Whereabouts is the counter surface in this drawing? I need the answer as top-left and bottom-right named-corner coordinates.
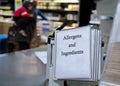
top-left (0, 47), bottom-right (47, 86)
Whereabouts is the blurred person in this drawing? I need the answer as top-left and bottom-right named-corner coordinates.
top-left (7, 1), bottom-right (36, 52)
top-left (13, 1), bottom-right (36, 50)
top-left (13, 1), bottom-right (33, 39)
top-left (13, 1), bottom-right (33, 24)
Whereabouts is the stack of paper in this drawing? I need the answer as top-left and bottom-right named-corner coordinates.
top-left (54, 26), bottom-right (102, 81)
top-left (90, 27), bottom-right (102, 81)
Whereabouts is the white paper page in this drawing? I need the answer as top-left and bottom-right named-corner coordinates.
top-left (55, 26), bottom-right (91, 79)
top-left (95, 29), bottom-right (99, 81)
top-left (96, 30), bottom-right (99, 81)
top-left (93, 29), bottom-right (97, 81)
top-left (96, 30), bottom-right (101, 81)
top-left (35, 51), bottom-right (47, 64)
top-left (91, 29), bottom-right (95, 81)
top-left (98, 30), bottom-right (102, 80)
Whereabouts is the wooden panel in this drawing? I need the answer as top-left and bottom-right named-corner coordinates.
top-left (103, 42), bottom-right (120, 84)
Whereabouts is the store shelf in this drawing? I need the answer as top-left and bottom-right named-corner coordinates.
top-left (37, 1), bottom-right (53, 3)
top-left (0, 6), bottom-right (10, 10)
top-left (47, 16), bottom-right (59, 20)
top-left (38, 19), bottom-right (77, 23)
top-left (37, 16), bottom-right (59, 20)
top-left (37, 0), bottom-right (79, 3)
top-left (37, 0), bottom-right (79, 24)
top-left (0, 14), bottom-right (13, 16)
top-left (37, 16), bottom-right (77, 23)
top-left (49, 19), bottom-right (77, 23)
top-left (54, 0), bottom-right (79, 3)
top-left (40, 9), bottom-right (78, 14)
top-left (0, 20), bottom-right (14, 24)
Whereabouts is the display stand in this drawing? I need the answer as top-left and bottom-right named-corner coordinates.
top-left (47, 23), bottom-right (102, 86)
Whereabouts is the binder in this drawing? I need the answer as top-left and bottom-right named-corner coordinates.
top-left (55, 26), bottom-right (102, 81)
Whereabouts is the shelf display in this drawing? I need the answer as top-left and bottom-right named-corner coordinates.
top-left (0, 0), bottom-right (79, 24)
top-left (36, 0), bottom-right (79, 25)
top-left (54, 0), bottom-right (78, 3)
top-left (0, 10), bottom-right (13, 16)
top-left (0, 6), bottom-right (13, 22)
top-left (37, 2), bottom-right (79, 11)
top-left (0, 5), bottom-right (13, 34)
top-left (0, 6), bottom-right (11, 10)
top-left (0, 0), bottom-right (79, 35)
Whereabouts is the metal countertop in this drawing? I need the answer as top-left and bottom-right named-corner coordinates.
top-left (0, 47), bottom-right (47, 86)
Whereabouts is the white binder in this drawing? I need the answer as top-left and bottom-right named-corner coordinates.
top-left (54, 26), bottom-right (102, 81)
